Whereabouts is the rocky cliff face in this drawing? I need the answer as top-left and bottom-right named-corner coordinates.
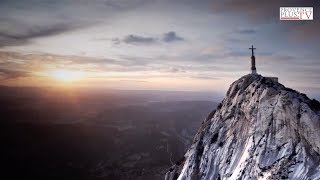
top-left (166, 74), bottom-right (320, 180)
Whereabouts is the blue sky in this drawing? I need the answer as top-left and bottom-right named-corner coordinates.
top-left (0, 0), bottom-right (319, 98)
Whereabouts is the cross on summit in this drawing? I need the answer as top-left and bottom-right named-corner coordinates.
top-left (249, 45), bottom-right (256, 57)
top-left (247, 45), bottom-right (279, 82)
top-left (249, 45), bottom-right (257, 74)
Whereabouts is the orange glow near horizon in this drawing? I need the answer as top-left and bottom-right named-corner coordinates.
top-left (1, 67), bottom-right (230, 92)
top-left (47, 69), bottom-right (86, 83)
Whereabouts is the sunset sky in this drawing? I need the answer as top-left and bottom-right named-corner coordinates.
top-left (0, 0), bottom-right (319, 97)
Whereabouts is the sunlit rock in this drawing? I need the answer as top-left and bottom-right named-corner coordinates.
top-left (166, 74), bottom-right (320, 180)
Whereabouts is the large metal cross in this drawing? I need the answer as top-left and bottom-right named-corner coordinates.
top-left (249, 45), bottom-right (256, 56)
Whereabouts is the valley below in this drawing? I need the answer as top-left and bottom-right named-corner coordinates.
top-left (0, 87), bottom-right (219, 180)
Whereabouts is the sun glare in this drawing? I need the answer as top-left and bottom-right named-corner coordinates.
top-left (48, 69), bottom-right (85, 82)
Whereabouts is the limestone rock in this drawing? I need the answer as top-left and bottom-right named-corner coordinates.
top-left (166, 74), bottom-right (320, 180)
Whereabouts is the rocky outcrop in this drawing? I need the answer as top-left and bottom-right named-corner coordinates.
top-left (166, 74), bottom-right (320, 180)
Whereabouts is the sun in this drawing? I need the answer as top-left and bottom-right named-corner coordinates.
top-left (48, 69), bottom-right (85, 82)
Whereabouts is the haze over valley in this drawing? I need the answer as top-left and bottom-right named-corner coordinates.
top-left (1, 86), bottom-right (219, 179)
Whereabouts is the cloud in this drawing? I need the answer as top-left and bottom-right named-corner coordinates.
top-left (235, 29), bottom-right (256, 34)
top-left (0, 51), bottom-right (163, 77)
top-left (114, 31), bottom-right (185, 45)
top-left (0, 50), bottom-right (239, 82)
top-left (0, 51), bottom-right (146, 69)
top-left (123, 34), bottom-right (157, 44)
top-left (119, 79), bottom-right (148, 83)
top-left (190, 75), bottom-right (220, 80)
top-left (163, 67), bottom-right (186, 73)
top-left (289, 21), bottom-right (320, 41)
top-left (225, 38), bottom-right (243, 43)
top-left (0, 23), bottom-right (79, 47)
top-left (211, 0), bottom-right (320, 40)
top-left (212, 0), bottom-right (318, 21)
top-left (0, 68), bottom-right (30, 80)
top-left (0, 0), bottom-right (156, 47)
top-left (163, 31), bottom-right (184, 42)
top-left (227, 51), bottom-right (249, 57)
top-left (103, 0), bottom-right (153, 10)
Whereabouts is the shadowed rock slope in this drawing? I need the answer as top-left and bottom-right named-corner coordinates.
top-left (166, 74), bottom-right (320, 180)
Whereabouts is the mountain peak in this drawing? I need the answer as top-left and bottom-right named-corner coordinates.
top-left (166, 75), bottom-right (320, 180)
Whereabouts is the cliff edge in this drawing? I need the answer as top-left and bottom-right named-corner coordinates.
top-left (166, 74), bottom-right (320, 180)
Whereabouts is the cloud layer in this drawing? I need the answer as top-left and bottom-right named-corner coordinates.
top-left (0, 23), bottom-right (81, 47)
top-left (0, 68), bottom-right (30, 80)
top-left (123, 34), bottom-right (156, 44)
top-left (212, 0), bottom-right (320, 40)
top-left (113, 31), bottom-right (185, 45)
top-left (0, 0), bottom-right (319, 97)
top-left (163, 31), bottom-right (184, 42)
